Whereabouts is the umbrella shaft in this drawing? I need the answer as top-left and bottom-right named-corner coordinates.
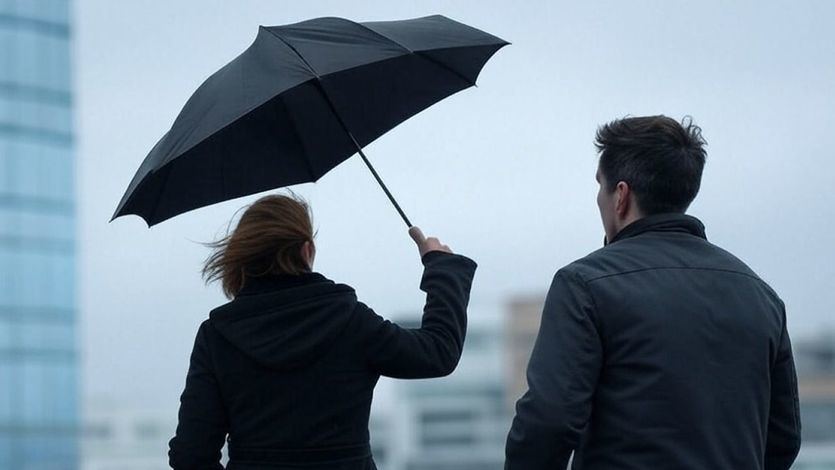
top-left (353, 141), bottom-right (412, 228)
top-left (308, 79), bottom-right (412, 228)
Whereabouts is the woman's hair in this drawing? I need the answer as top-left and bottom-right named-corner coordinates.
top-left (203, 193), bottom-right (315, 298)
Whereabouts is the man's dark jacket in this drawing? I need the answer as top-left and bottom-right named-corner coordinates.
top-left (505, 214), bottom-right (801, 470)
top-left (168, 251), bottom-right (477, 469)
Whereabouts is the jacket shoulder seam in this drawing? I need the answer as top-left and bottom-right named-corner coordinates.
top-left (583, 266), bottom-right (765, 284)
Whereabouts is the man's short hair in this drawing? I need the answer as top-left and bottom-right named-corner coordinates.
top-left (595, 115), bottom-right (707, 215)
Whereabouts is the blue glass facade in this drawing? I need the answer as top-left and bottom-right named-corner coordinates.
top-left (0, 0), bottom-right (77, 468)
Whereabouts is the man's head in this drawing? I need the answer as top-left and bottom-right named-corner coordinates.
top-left (595, 115), bottom-right (707, 243)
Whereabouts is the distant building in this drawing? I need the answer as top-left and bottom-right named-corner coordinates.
top-left (81, 399), bottom-right (229, 470)
top-left (369, 414), bottom-right (392, 469)
top-left (82, 402), bottom-right (174, 470)
top-left (794, 333), bottom-right (835, 468)
top-left (375, 309), bottom-right (509, 470)
top-left (0, 0), bottom-right (78, 468)
top-left (797, 336), bottom-right (835, 442)
top-left (504, 295), bottom-right (544, 411)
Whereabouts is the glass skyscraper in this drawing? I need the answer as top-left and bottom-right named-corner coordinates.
top-left (0, 0), bottom-right (78, 468)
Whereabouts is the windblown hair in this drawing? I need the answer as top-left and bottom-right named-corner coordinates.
top-left (595, 115), bottom-right (707, 215)
top-left (203, 193), bottom-right (314, 298)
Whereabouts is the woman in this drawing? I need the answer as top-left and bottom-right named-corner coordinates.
top-left (168, 194), bottom-right (477, 469)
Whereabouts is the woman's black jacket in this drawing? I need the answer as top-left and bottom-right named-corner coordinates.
top-left (168, 251), bottom-right (477, 469)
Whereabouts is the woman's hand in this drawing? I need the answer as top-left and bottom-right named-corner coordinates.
top-left (409, 226), bottom-right (453, 257)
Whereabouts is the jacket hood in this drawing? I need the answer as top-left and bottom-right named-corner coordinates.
top-left (208, 272), bottom-right (358, 370)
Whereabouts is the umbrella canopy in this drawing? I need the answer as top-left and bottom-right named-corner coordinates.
top-left (112, 15), bottom-right (508, 226)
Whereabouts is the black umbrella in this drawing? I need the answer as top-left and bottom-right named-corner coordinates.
top-left (112, 15), bottom-right (508, 227)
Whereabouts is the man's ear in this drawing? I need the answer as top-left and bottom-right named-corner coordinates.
top-left (615, 181), bottom-right (631, 217)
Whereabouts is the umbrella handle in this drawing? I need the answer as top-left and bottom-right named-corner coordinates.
top-left (349, 134), bottom-right (413, 228)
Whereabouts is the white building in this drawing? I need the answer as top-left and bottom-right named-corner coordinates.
top-left (373, 306), bottom-right (510, 470)
top-left (794, 333), bottom-right (835, 469)
top-left (81, 399), bottom-right (200, 470)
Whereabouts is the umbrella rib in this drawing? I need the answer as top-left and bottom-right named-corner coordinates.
top-left (413, 49), bottom-right (476, 87)
top-left (147, 165), bottom-right (173, 226)
top-left (352, 22), bottom-right (476, 87)
top-left (262, 28), bottom-right (322, 77)
top-left (261, 29), bottom-right (328, 181)
top-left (275, 94), bottom-right (317, 180)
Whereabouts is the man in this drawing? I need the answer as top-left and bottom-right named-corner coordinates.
top-left (505, 116), bottom-right (801, 469)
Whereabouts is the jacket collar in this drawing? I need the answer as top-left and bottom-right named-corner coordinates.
top-left (237, 271), bottom-right (330, 297)
top-left (608, 213), bottom-right (706, 245)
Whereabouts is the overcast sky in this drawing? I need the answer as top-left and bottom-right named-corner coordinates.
top-left (76, 0), bottom-right (835, 411)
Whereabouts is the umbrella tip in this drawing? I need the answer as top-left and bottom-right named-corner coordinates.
top-left (109, 211), bottom-right (154, 229)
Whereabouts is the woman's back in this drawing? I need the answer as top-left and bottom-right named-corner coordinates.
top-left (169, 252), bottom-right (476, 469)
top-left (207, 273), bottom-right (372, 448)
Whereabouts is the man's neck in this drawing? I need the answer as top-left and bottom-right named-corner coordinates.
top-left (616, 211), bottom-right (644, 235)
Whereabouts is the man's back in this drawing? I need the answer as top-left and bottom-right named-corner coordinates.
top-left (505, 214), bottom-right (801, 469)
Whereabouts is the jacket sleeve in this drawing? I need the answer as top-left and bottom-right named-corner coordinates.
top-left (505, 270), bottom-right (602, 470)
top-left (359, 250), bottom-right (477, 379)
top-left (765, 302), bottom-right (801, 470)
top-left (168, 321), bottom-right (229, 470)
